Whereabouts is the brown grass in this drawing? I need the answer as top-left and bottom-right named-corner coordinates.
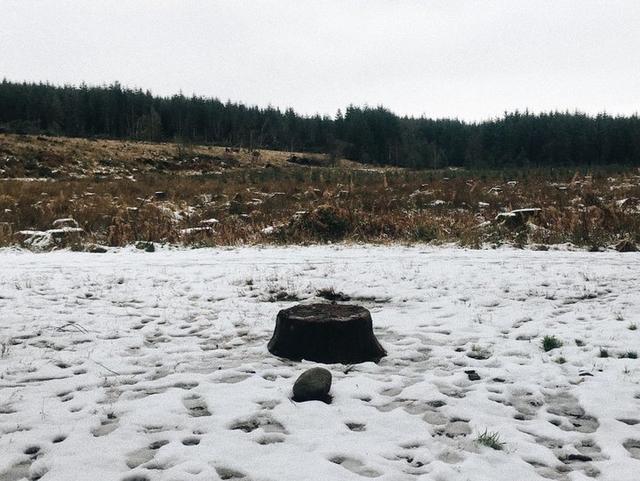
top-left (0, 133), bottom-right (350, 178)
top-left (1, 134), bottom-right (640, 249)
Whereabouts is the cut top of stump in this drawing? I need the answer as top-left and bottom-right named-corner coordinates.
top-left (267, 303), bottom-right (387, 364)
top-left (284, 303), bottom-right (367, 322)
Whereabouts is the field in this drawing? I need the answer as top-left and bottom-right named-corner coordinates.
top-left (1, 246), bottom-right (639, 481)
top-left (1, 134), bottom-right (640, 480)
top-left (1, 134), bottom-right (640, 251)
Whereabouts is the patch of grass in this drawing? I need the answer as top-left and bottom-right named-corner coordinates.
top-left (4, 134), bottom-right (640, 249)
top-left (575, 339), bottom-right (585, 347)
top-left (0, 338), bottom-right (11, 358)
top-left (475, 429), bottom-right (505, 450)
top-left (599, 348), bottom-right (609, 358)
top-left (264, 283), bottom-right (301, 303)
top-left (542, 335), bottom-right (563, 352)
top-left (619, 351), bottom-right (638, 359)
top-left (316, 287), bottom-right (351, 302)
top-left (555, 356), bottom-right (567, 364)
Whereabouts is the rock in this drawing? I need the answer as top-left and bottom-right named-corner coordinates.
top-left (87, 244), bottom-right (108, 253)
top-left (154, 191), bottom-right (168, 201)
top-left (292, 367), bottom-right (332, 403)
top-left (17, 226), bottom-right (83, 250)
top-left (465, 370), bottom-right (480, 381)
top-left (136, 241), bottom-right (155, 252)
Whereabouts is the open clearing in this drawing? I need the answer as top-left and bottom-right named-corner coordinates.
top-left (0, 246), bottom-right (639, 481)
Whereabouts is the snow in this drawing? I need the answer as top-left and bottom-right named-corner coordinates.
top-left (51, 219), bottom-right (79, 229)
top-left (16, 227), bottom-right (84, 250)
top-left (179, 227), bottom-right (215, 235)
top-left (0, 245), bottom-right (639, 481)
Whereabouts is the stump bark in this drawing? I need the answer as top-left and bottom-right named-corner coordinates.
top-left (267, 303), bottom-right (386, 364)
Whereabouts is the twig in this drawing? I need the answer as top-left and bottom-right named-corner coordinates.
top-left (91, 359), bottom-right (120, 376)
top-left (56, 322), bottom-right (89, 334)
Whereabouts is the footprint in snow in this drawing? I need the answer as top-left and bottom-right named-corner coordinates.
top-left (229, 413), bottom-right (287, 434)
top-left (508, 387), bottom-right (544, 421)
top-left (183, 394), bottom-right (211, 417)
top-left (623, 439), bottom-right (640, 460)
top-left (215, 466), bottom-right (248, 480)
top-left (181, 436), bottom-right (201, 446)
top-left (544, 391), bottom-right (599, 433)
top-left (383, 449), bottom-right (430, 476)
top-left (329, 456), bottom-right (382, 478)
top-left (125, 446), bottom-right (156, 469)
top-left (255, 434), bottom-right (286, 445)
top-left (433, 418), bottom-right (471, 438)
top-left (92, 413), bottom-right (119, 437)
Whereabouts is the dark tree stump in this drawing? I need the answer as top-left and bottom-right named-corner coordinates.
top-left (267, 303), bottom-right (387, 364)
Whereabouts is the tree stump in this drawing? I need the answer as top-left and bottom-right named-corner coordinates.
top-left (267, 303), bottom-right (386, 364)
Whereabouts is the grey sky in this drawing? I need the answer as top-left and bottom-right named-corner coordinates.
top-left (1, 0), bottom-right (639, 120)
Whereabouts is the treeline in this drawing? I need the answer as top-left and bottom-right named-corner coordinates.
top-left (1, 79), bottom-right (640, 168)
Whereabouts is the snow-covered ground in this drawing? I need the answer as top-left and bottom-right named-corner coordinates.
top-left (0, 246), bottom-right (639, 481)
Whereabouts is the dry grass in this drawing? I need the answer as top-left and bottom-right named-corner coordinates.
top-left (1, 134), bottom-right (640, 249)
top-left (0, 133), bottom-right (348, 178)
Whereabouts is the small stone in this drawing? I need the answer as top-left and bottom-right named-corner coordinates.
top-left (292, 367), bottom-right (332, 403)
top-left (465, 370), bottom-right (480, 381)
top-left (135, 241), bottom-right (155, 252)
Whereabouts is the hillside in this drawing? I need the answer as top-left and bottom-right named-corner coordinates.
top-left (0, 133), bottom-right (349, 179)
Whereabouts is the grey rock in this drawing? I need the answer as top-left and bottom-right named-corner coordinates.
top-left (292, 367), bottom-right (332, 403)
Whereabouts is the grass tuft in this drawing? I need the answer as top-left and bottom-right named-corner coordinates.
top-left (475, 429), bottom-right (505, 450)
top-left (542, 335), bottom-right (563, 352)
top-left (619, 351), bottom-right (638, 359)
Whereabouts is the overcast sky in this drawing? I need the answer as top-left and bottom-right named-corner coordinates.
top-left (1, 0), bottom-right (639, 120)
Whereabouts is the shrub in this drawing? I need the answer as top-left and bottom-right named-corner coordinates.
top-left (292, 204), bottom-right (351, 241)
